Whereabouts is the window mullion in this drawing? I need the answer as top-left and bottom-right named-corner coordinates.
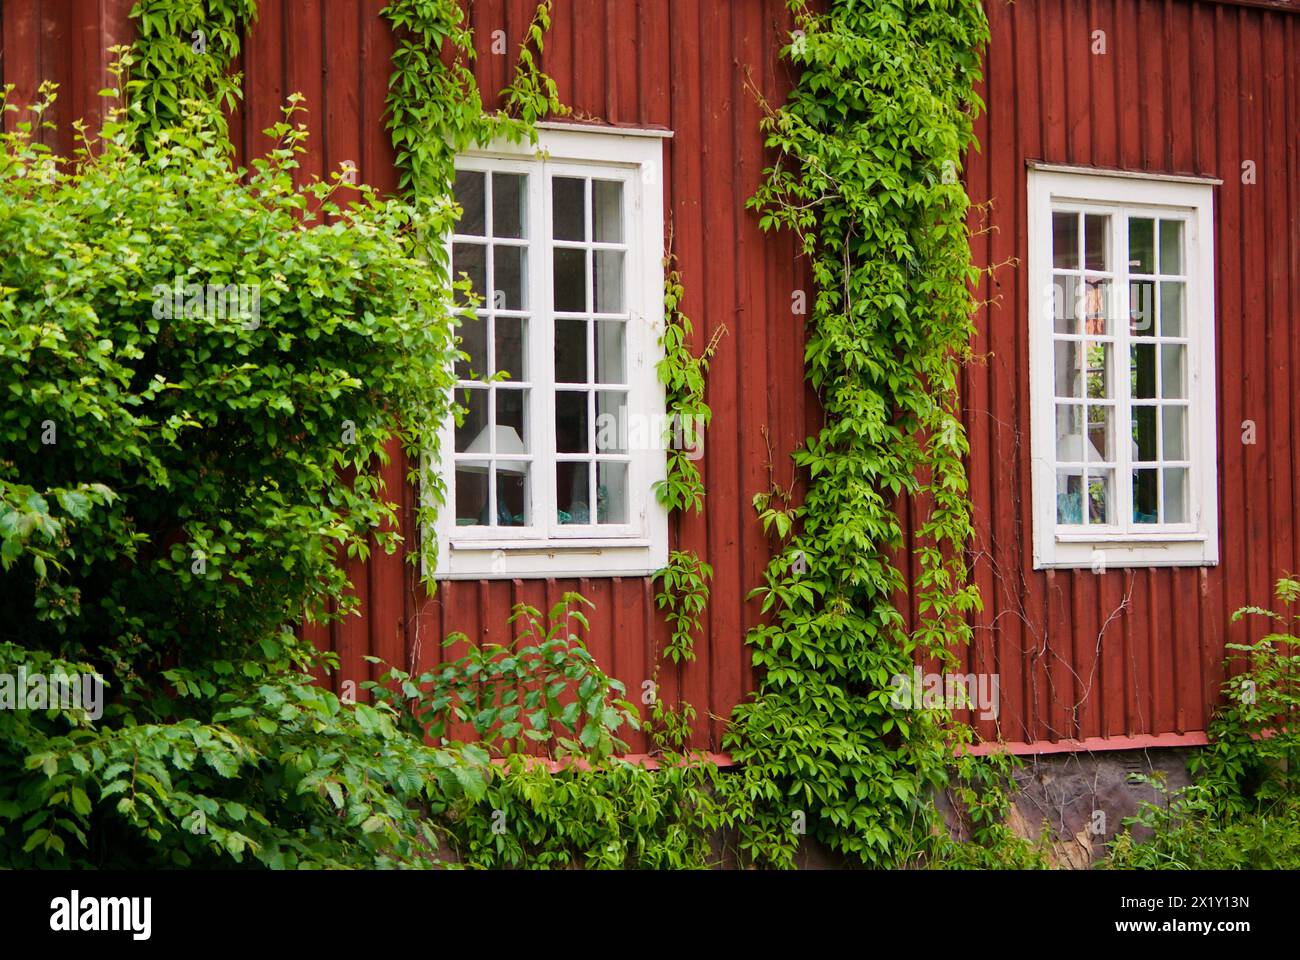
top-left (1116, 210), bottom-right (1134, 534)
top-left (537, 163), bottom-right (558, 540)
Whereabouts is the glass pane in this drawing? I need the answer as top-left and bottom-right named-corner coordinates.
top-left (1052, 211), bottom-right (1079, 270)
top-left (495, 464), bottom-right (528, 526)
top-left (1129, 217), bottom-right (1155, 274)
top-left (492, 173), bottom-right (525, 238)
top-left (1054, 274), bottom-right (1079, 335)
top-left (1159, 220), bottom-right (1182, 274)
top-left (1130, 279), bottom-right (1155, 336)
top-left (596, 391), bottom-right (628, 453)
top-left (1054, 341), bottom-right (1082, 398)
top-left (1056, 404), bottom-right (1083, 462)
top-left (495, 388), bottom-right (528, 450)
top-left (1085, 214), bottom-right (1108, 271)
top-left (1131, 343), bottom-right (1157, 399)
top-left (494, 316), bottom-right (526, 381)
top-left (456, 314), bottom-right (487, 380)
top-left (453, 170), bottom-right (485, 235)
top-left (1087, 404), bottom-right (1113, 462)
top-left (1161, 344), bottom-right (1186, 398)
top-left (553, 248), bottom-right (587, 312)
top-left (556, 462), bottom-right (590, 524)
top-left (554, 319), bottom-right (588, 384)
top-left (492, 245), bottom-right (525, 310)
top-left (597, 461), bottom-right (628, 524)
top-left (552, 177), bottom-right (586, 241)
top-left (452, 243), bottom-right (486, 306)
top-left (595, 321), bottom-right (626, 383)
top-left (455, 388), bottom-right (488, 453)
top-left (1056, 470), bottom-right (1083, 524)
top-left (1162, 405), bottom-right (1187, 461)
top-left (1087, 469), bottom-right (1115, 525)
top-left (555, 390), bottom-right (589, 453)
top-left (1083, 278), bottom-right (1111, 335)
top-left (455, 467), bottom-right (489, 525)
top-left (593, 250), bottom-right (624, 313)
top-left (1163, 467), bottom-right (1188, 523)
top-left (1132, 405), bottom-right (1158, 462)
top-left (1133, 468), bottom-right (1159, 523)
top-left (1159, 281), bottom-right (1184, 337)
top-left (593, 180), bottom-right (623, 243)
top-left (1085, 342), bottom-right (1111, 399)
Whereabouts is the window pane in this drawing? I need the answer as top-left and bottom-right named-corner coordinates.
top-left (555, 391), bottom-right (589, 453)
top-left (1132, 405), bottom-right (1157, 462)
top-left (553, 248), bottom-right (587, 312)
top-left (454, 170), bottom-right (486, 235)
top-left (492, 172), bottom-right (525, 238)
top-left (492, 245), bottom-right (526, 310)
top-left (1159, 219), bottom-right (1182, 274)
top-left (1130, 280), bottom-right (1155, 336)
top-left (1085, 342), bottom-right (1111, 399)
top-left (1056, 404), bottom-right (1083, 462)
top-left (1085, 214), bottom-right (1108, 271)
top-left (1054, 341), bottom-right (1082, 398)
top-left (1087, 469), bottom-right (1115, 525)
top-left (495, 464), bottom-right (529, 526)
top-left (595, 321), bottom-right (626, 383)
top-left (556, 462), bottom-right (590, 524)
top-left (455, 467), bottom-right (489, 525)
top-left (1162, 405), bottom-right (1187, 461)
top-left (1133, 468), bottom-right (1159, 523)
top-left (1163, 467), bottom-right (1188, 523)
top-left (1159, 281), bottom-right (1184, 337)
top-left (554, 319), bottom-right (588, 383)
top-left (593, 180), bottom-right (623, 243)
top-left (596, 391), bottom-right (629, 452)
top-left (1131, 342), bottom-right (1157, 398)
top-left (456, 388), bottom-right (488, 453)
top-left (1160, 344), bottom-right (1186, 398)
top-left (1087, 404), bottom-right (1113, 462)
top-left (495, 388), bottom-right (528, 450)
top-left (494, 316), bottom-right (526, 381)
top-left (1054, 274), bottom-right (1079, 334)
top-left (1057, 470), bottom-right (1083, 524)
top-left (456, 314), bottom-right (487, 380)
top-left (597, 461), bottom-right (628, 524)
top-left (552, 178), bottom-right (585, 241)
top-left (1083, 278), bottom-right (1111, 335)
top-left (1052, 211), bottom-right (1079, 269)
top-left (1129, 217), bottom-right (1155, 274)
top-left (593, 250), bottom-right (624, 313)
top-left (452, 243), bottom-right (486, 306)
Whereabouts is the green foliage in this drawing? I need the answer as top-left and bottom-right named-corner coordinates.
top-left (725, 0), bottom-right (993, 866)
top-left (652, 551), bottom-right (712, 665)
top-left (125, 0), bottom-right (257, 147)
top-left (367, 594), bottom-right (640, 762)
top-left (1106, 576), bottom-right (1300, 869)
top-left (0, 88), bottom-right (475, 866)
top-left (381, 0), bottom-right (565, 197)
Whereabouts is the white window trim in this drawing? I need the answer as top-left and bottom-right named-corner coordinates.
top-left (1027, 165), bottom-right (1219, 569)
top-left (430, 125), bottom-right (670, 580)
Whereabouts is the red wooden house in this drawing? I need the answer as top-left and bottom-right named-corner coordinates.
top-left (5, 0), bottom-right (1298, 758)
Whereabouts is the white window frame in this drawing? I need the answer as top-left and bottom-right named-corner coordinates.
top-left (431, 124), bottom-right (671, 580)
top-left (1027, 164), bottom-right (1220, 569)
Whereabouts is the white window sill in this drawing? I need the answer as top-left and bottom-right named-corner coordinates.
top-left (435, 539), bottom-right (666, 580)
top-left (1034, 535), bottom-right (1218, 570)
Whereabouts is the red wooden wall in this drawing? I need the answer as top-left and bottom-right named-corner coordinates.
top-left (3, 0), bottom-right (1297, 754)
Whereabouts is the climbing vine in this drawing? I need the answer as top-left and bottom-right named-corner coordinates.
top-left (722, 0), bottom-right (1012, 867)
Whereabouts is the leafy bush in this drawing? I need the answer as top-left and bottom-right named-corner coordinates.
top-left (367, 594), bottom-right (639, 761)
top-left (0, 86), bottom-right (481, 867)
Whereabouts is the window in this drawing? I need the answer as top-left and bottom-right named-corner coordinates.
top-left (1028, 165), bottom-right (1219, 569)
top-left (432, 125), bottom-right (670, 579)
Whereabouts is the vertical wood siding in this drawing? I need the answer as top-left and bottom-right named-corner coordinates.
top-left (3, 0), bottom-right (1296, 753)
